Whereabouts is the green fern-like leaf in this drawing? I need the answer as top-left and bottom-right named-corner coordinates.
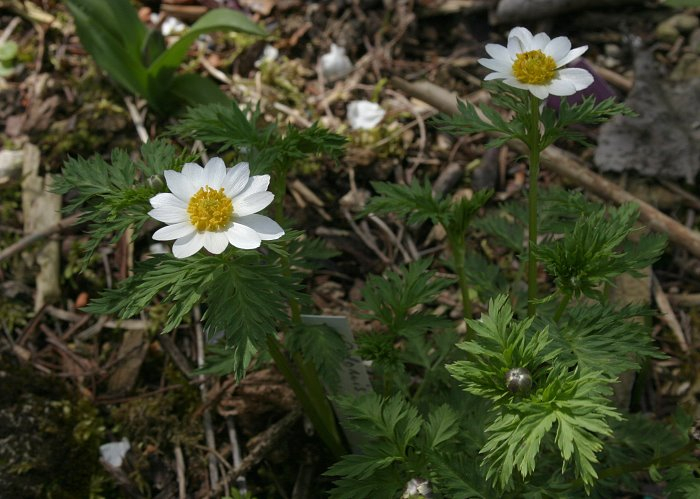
top-left (363, 180), bottom-right (451, 226)
top-left (544, 302), bottom-right (664, 378)
top-left (84, 253), bottom-right (223, 332)
top-left (52, 139), bottom-right (189, 267)
top-left (286, 323), bottom-right (349, 389)
top-left (536, 203), bottom-right (656, 300)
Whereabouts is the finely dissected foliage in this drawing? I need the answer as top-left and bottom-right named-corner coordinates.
top-left (363, 180), bottom-right (492, 232)
top-left (170, 102), bottom-right (347, 173)
top-left (285, 323), bottom-right (349, 390)
top-left (63, 0), bottom-right (266, 113)
top-left (52, 140), bottom-right (190, 267)
top-left (358, 259), bottom-right (452, 338)
top-left (431, 81), bottom-right (634, 150)
top-left (84, 253), bottom-right (223, 333)
top-left (448, 296), bottom-right (621, 492)
top-left (355, 260), bottom-right (455, 397)
top-left (85, 247), bottom-right (303, 379)
top-left (545, 302), bottom-right (664, 378)
top-left (364, 179), bottom-right (452, 225)
top-left (325, 393), bottom-right (476, 499)
top-left (536, 203), bottom-right (667, 300)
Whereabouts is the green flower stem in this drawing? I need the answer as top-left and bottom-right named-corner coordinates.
top-left (449, 234), bottom-right (472, 330)
top-left (569, 439), bottom-right (697, 490)
top-left (271, 169), bottom-right (287, 223)
top-left (553, 292), bottom-right (571, 323)
top-left (526, 95), bottom-right (542, 317)
top-left (266, 335), bottom-right (346, 458)
top-left (267, 167), bottom-right (346, 458)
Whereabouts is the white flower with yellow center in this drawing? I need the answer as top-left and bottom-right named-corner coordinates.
top-left (479, 27), bottom-right (594, 99)
top-left (149, 158), bottom-right (284, 258)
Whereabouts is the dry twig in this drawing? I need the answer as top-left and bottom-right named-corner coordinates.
top-left (209, 407), bottom-right (303, 498)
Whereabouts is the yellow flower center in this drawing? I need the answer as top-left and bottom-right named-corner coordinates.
top-left (187, 186), bottom-right (233, 232)
top-left (512, 50), bottom-right (557, 85)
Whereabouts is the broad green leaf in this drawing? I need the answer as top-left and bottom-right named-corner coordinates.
top-left (141, 28), bottom-right (167, 67)
top-left (169, 72), bottom-right (230, 108)
top-left (0, 41), bottom-right (18, 61)
top-left (147, 8), bottom-right (266, 83)
top-left (64, 0), bottom-right (148, 95)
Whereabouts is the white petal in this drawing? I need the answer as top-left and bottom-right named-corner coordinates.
top-left (164, 170), bottom-right (196, 201)
top-left (320, 43), bottom-right (353, 80)
top-left (508, 27), bottom-right (533, 51)
top-left (181, 162), bottom-right (205, 189)
top-left (544, 36), bottom-right (571, 62)
top-left (527, 84), bottom-right (550, 99)
top-left (149, 206), bottom-right (188, 224)
top-left (479, 57), bottom-right (513, 73)
top-left (237, 174), bottom-right (271, 198)
top-left (347, 100), bottom-right (385, 130)
top-left (149, 192), bottom-right (187, 210)
top-left (226, 223), bottom-right (262, 249)
top-left (484, 43), bottom-right (512, 62)
top-left (546, 78), bottom-right (577, 96)
top-left (203, 157), bottom-right (226, 189)
top-left (503, 77), bottom-right (530, 90)
top-left (556, 45), bottom-right (588, 67)
top-left (236, 214), bottom-right (285, 240)
top-left (100, 439), bottom-right (130, 468)
top-left (484, 72), bottom-right (508, 81)
top-left (532, 32), bottom-right (550, 50)
top-left (558, 67), bottom-right (594, 90)
top-left (202, 231), bottom-right (230, 254)
top-left (507, 36), bottom-right (522, 58)
top-left (233, 191), bottom-right (274, 217)
top-left (153, 222), bottom-right (194, 241)
top-left (172, 232), bottom-right (204, 258)
top-left (223, 162), bottom-right (250, 198)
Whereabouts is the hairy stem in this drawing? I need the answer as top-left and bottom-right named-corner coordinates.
top-left (450, 235), bottom-right (472, 332)
top-left (527, 95), bottom-right (542, 317)
top-left (266, 335), bottom-right (346, 458)
top-left (569, 439), bottom-right (697, 491)
top-left (553, 293), bottom-right (571, 323)
top-left (268, 165), bottom-right (346, 458)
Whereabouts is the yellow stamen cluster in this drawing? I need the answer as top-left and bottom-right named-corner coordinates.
top-left (512, 50), bottom-right (556, 85)
top-left (187, 186), bottom-right (233, 231)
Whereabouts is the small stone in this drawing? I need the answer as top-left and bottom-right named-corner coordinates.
top-left (604, 43), bottom-right (621, 58)
top-left (675, 13), bottom-right (700, 34)
top-left (670, 53), bottom-right (700, 81)
top-left (688, 28), bottom-right (700, 54)
top-left (656, 14), bottom-right (700, 43)
top-left (655, 22), bottom-right (679, 44)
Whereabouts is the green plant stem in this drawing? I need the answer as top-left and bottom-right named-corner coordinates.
top-left (449, 235), bottom-right (472, 331)
top-left (526, 95), bottom-right (542, 317)
top-left (553, 293), bottom-right (571, 323)
top-left (266, 335), bottom-right (346, 458)
top-left (569, 439), bottom-right (697, 490)
top-left (272, 169), bottom-right (287, 224)
top-left (269, 171), bottom-right (347, 457)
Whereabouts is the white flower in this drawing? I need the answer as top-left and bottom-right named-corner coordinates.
top-left (149, 14), bottom-right (187, 36)
top-left (100, 438), bottom-right (130, 468)
top-left (320, 43), bottom-right (353, 81)
top-left (347, 100), bottom-right (385, 130)
top-left (255, 44), bottom-right (279, 68)
top-left (149, 158), bottom-right (284, 258)
top-left (402, 478), bottom-right (431, 498)
top-left (478, 26), bottom-right (594, 99)
top-left (161, 16), bottom-right (186, 36)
